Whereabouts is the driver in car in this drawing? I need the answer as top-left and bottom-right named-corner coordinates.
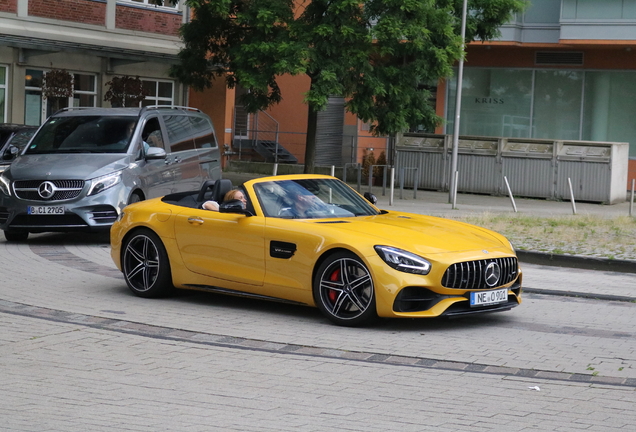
top-left (279, 186), bottom-right (326, 218)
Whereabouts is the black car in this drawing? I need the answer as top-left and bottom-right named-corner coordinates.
top-left (0, 124), bottom-right (38, 171)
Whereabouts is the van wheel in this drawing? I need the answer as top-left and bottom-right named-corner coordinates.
top-left (128, 192), bottom-right (143, 205)
top-left (4, 230), bottom-right (29, 242)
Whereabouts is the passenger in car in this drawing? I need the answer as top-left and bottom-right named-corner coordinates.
top-left (223, 189), bottom-right (247, 209)
top-left (202, 189), bottom-right (247, 211)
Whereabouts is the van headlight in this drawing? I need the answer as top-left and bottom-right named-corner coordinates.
top-left (374, 246), bottom-right (431, 275)
top-left (0, 174), bottom-right (11, 196)
top-left (88, 171), bottom-right (122, 196)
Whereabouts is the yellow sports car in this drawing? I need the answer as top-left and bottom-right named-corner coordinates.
top-left (111, 174), bottom-right (522, 326)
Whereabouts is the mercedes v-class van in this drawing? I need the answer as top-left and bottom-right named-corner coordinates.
top-left (0, 106), bottom-right (221, 241)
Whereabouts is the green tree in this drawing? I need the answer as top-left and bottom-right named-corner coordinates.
top-left (171, 0), bottom-right (525, 173)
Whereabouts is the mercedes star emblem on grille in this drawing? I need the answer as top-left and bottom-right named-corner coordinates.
top-left (38, 181), bottom-right (56, 199)
top-left (484, 262), bottom-right (501, 287)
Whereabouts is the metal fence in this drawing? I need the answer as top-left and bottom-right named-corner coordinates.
top-left (396, 133), bottom-right (629, 204)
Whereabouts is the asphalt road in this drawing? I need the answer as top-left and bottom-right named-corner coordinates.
top-left (1, 231), bottom-right (634, 431)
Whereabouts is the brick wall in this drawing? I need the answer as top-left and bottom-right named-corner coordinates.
top-left (29, 0), bottom-right (106, 25)
top-left (116, 4), bottom-right (181, 36)
top-left (0, 0), bottom-right (18, 13)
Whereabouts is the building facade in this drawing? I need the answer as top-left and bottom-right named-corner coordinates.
top-left (441, 0), bottom-right (636, 187)
top-left (0, 0), bottom-right (187, 126)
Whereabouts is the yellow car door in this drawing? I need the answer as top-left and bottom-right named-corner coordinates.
top-left (174, 209), bottom-right (266, 286)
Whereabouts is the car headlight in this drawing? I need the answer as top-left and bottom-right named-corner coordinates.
top-left (374, 246), bottom-right (431, 275)
top-left (0, 174), bottom-right (11, 196)
top-left (88, 171), bottom-right (122, 196)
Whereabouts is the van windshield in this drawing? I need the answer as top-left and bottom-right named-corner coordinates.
top-left (24, 116), bottom-right (138, 154)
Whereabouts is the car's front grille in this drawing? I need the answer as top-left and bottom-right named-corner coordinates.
top-left (13, 180), bottom-right (85, 201)
top-left (442, 257), bottom-right (518, 290)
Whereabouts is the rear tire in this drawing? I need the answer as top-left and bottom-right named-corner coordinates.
top-left (313, 251), bottom-right (377, 326)
top-left (122, 229), bottom-right (173, 298)
top-left (4, 230), bottom-right (28, 242)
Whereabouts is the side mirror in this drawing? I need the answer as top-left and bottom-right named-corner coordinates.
top-left (145, 147), bottom-right (167, 160)
top-left (2, 145), bottom-right (19, 161)
top-left (364, 192), bottom-right (377, 205)
top-left (219, 199), bottom-right (253, 216)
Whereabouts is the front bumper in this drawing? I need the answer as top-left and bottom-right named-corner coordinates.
top-left (0, 187), bottom-right (125, 233)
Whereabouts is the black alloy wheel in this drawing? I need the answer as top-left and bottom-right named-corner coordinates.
top-left (313, 251), bottom-right (377, 326)
top-left (122, 229), bottom-right (173, 298)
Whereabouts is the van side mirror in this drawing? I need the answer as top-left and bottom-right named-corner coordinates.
top-left (2, 145), bottom-right (19, 161)
top-left (145, 147), bottom-right (166, 160)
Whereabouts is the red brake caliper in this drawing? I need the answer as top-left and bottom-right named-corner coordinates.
top-left (328, 269), bottom-right (340, 303)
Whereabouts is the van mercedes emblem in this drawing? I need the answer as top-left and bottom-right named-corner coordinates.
top-left (484, 262), bottom-right (501, 287)
top-left (38, 181), bottom-right (56, 199)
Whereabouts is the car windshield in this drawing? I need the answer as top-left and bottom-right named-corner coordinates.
top-left (24, 116), bottom-right (137, 155)
top-left (254, 178), bottom-right (379, 219)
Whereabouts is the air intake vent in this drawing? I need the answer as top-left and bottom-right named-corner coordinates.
top-left (535, 51), bottom-right (584, 66)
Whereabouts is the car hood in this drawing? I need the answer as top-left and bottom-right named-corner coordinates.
top-left (314, 211), bottom-right (509, 255)
top-left (6, 153), bottom-right (130, 180)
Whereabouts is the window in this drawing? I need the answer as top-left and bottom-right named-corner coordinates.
top-left (142, 80), bottom-right (174, 106)
top-left (121, 0), bottom-right (180, 10)
top-left (0, 66), bottom-right (6, 123)
top-left (24, 70), bottom-right (96, 126)
top-left (446, 67), bottom-right (636, 158)
top-left (73, 74), bottom-right (96, 108)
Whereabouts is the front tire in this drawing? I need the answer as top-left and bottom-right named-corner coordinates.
top-left (4, 230), bottom-right (28, 242)
top-left (122, 229), bottom-right (173, 298)
top-left (313, 251), bottom-right (377, 326)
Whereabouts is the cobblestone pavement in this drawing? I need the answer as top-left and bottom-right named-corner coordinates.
top-left (1, 231), bottom-right (635, 431)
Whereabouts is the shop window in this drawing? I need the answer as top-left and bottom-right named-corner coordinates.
top-left (142, 80), bottom-right (174, 106)
top-left (583, 72), bottom-right (636, 158)
top-left (447, 69), bottom-right (533, 138)
top-left (532, 70), bottom-right (582, 140)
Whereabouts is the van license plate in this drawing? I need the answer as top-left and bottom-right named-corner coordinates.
top-left (470, 288), bottom-right (508, 307)
top-left (28, 206), bottom-right (65, 215)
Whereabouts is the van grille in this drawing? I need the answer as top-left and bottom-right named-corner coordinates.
top-left (442, 257), bottom-right (518, 290)
top-left (13, 180), bottom-right (85, 201)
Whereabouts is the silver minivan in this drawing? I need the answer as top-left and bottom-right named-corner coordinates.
top-left (0, 106), bottom-right (221, 241)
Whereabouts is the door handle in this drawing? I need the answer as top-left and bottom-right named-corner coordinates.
top-left (187, 217), bottom-right (204, 225)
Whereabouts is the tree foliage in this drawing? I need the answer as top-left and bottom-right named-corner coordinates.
top-left (172, 0), bottom-right (525, 171)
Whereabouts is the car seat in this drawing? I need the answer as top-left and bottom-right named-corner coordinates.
top-left (212, 179), bottom-right (233, 203)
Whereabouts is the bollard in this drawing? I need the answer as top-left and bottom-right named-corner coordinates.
top-left (272, 163), bottom-right (278, 176)
top-left (503, 176), bottom-right (518, 213)
top-left (630, 179), bottom-right (635, 217)
top-left (567, 177), bottom-right (577, 215)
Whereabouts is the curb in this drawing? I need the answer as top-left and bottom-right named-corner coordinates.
top-left (522, 287), bottom-right (636, 303)
top-left (517, 250), bottom-right (636, 274)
